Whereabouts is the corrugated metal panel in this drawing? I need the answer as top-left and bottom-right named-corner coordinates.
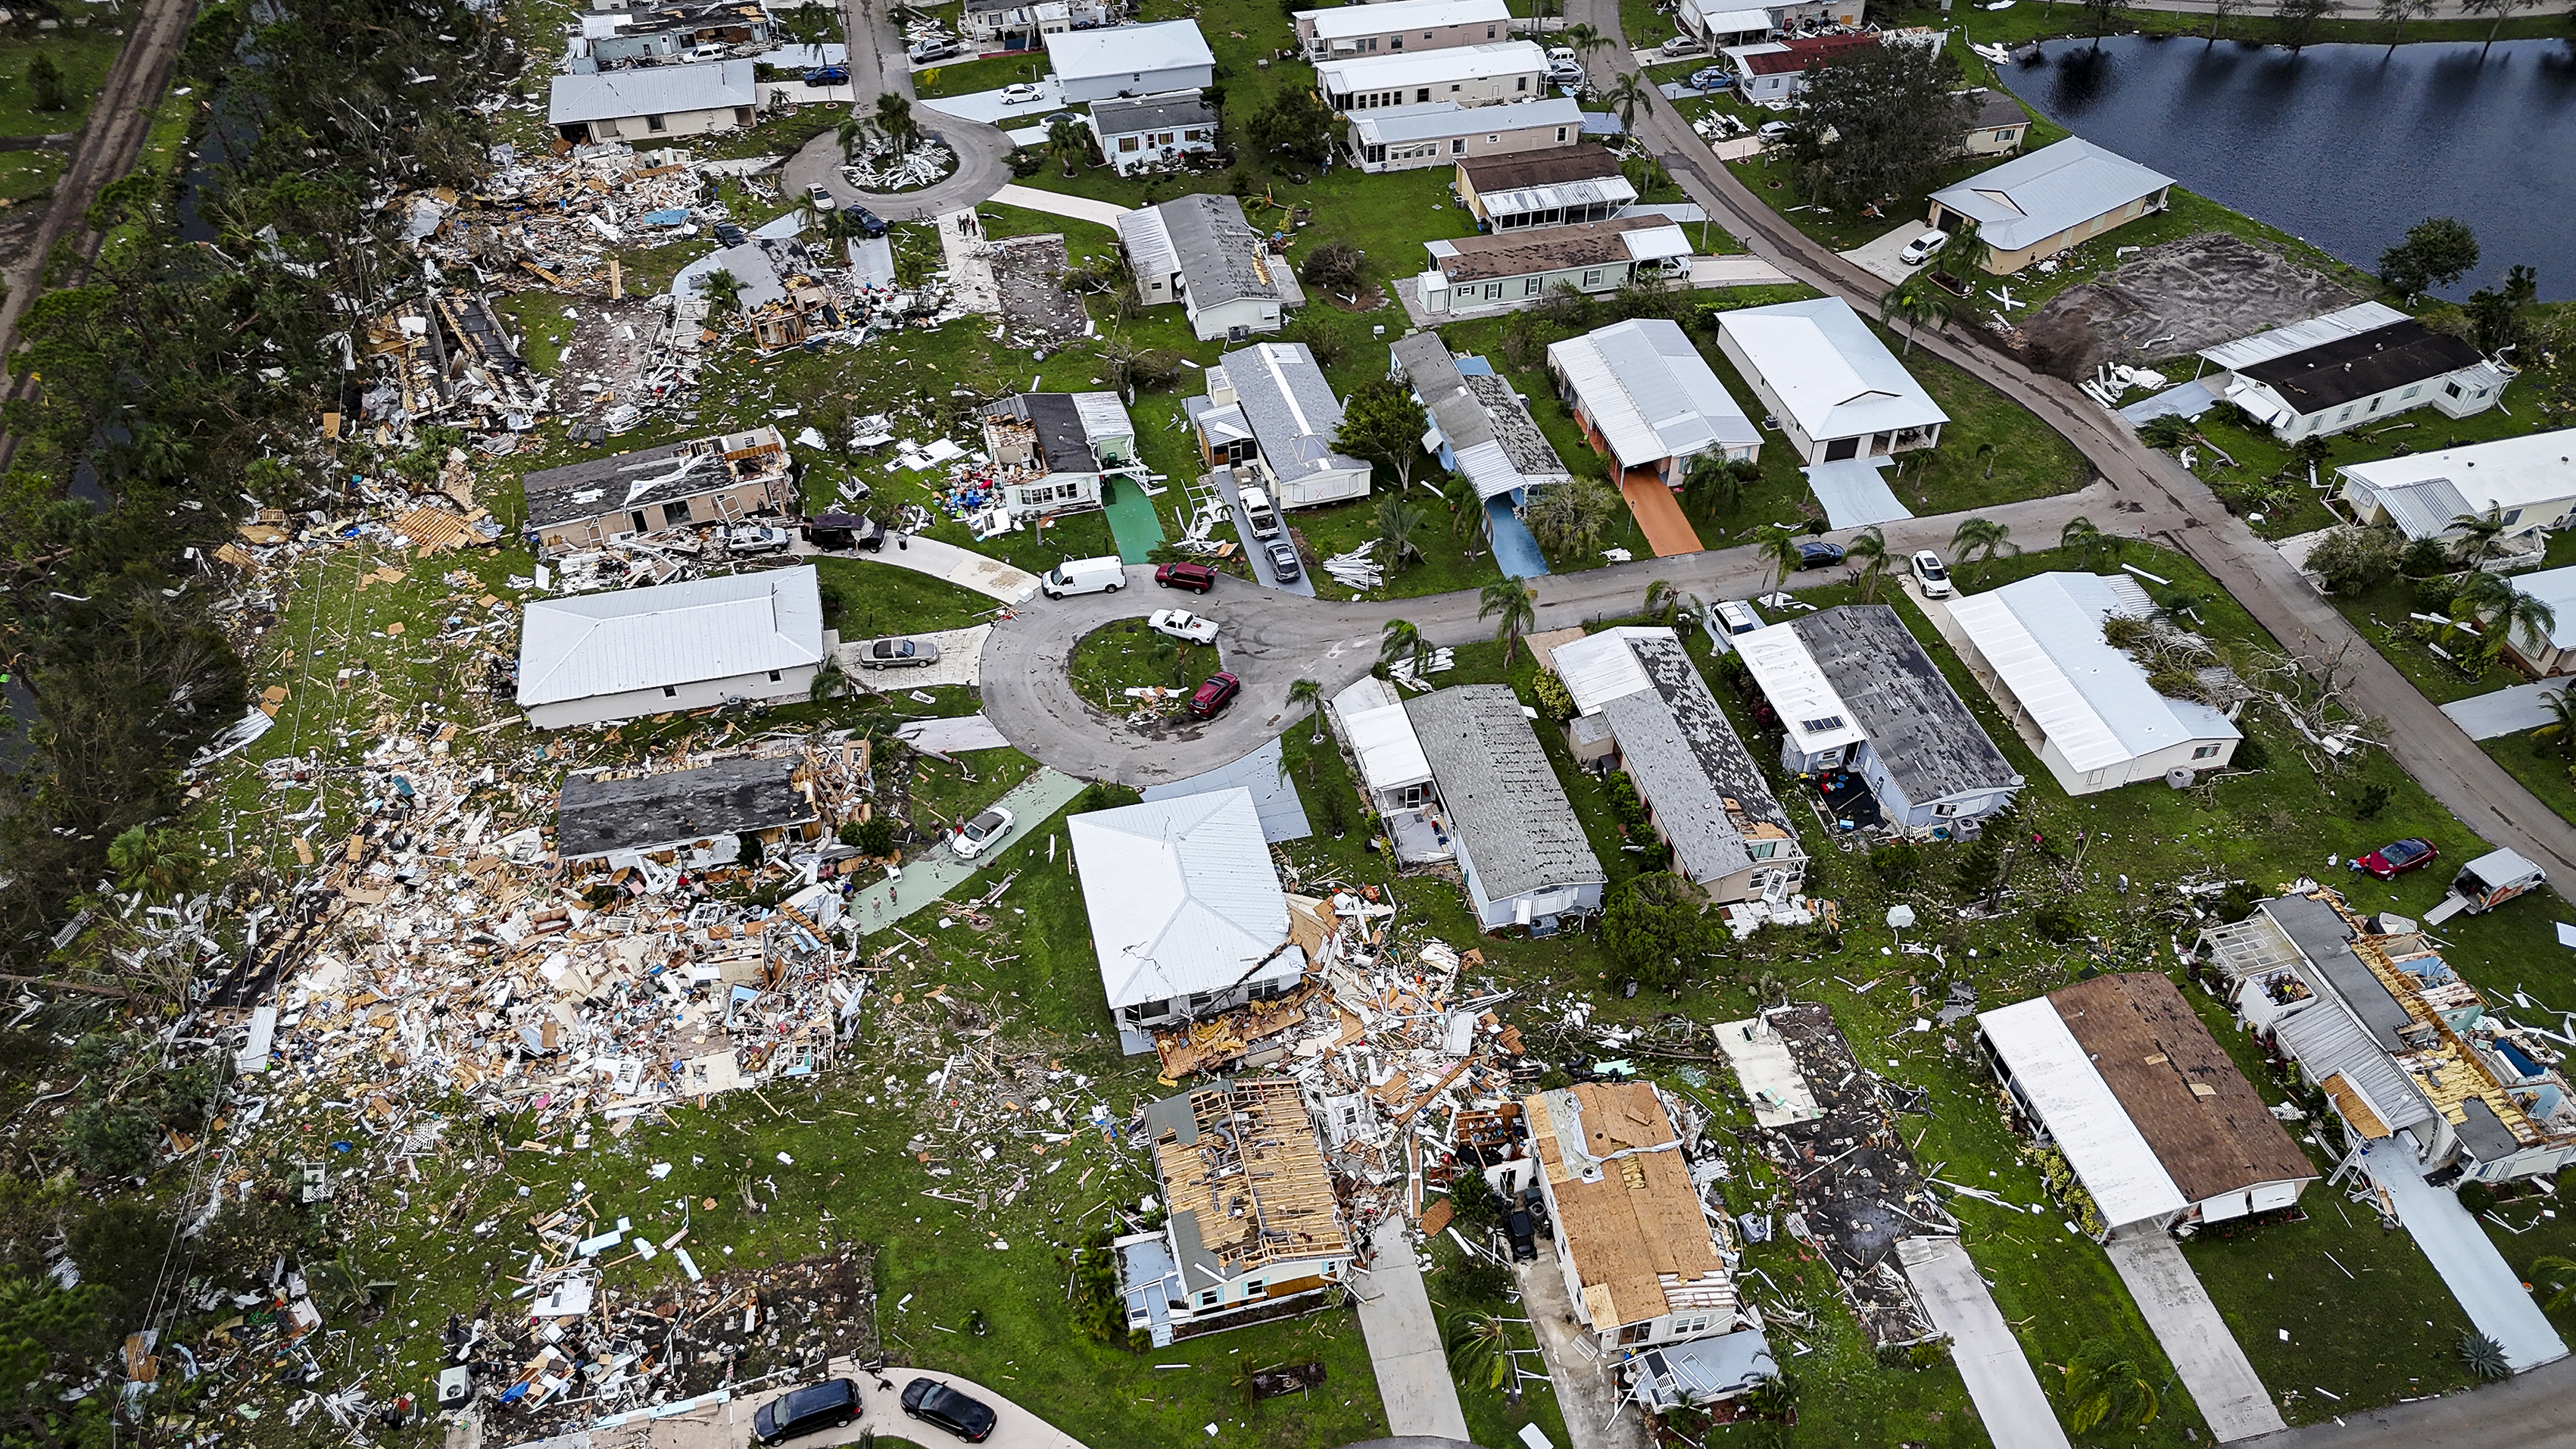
top-left (1545, 626), bottom-right (1657, 714)
top-left (1978, 996), bottom-right (2188, 1228)
top-left (1717, 298), bottom-right (1948, 443)
top-left (1068, 789), bottom-right (1293, 1010)
top-left (1733, 623), bottom-right (1865, 757)
top-left (1452, 438), bottom-right (1526, 501)
top-left (1549, 319), bottom-right (1754, 470)
top-left (1477, 173), bottom-right (1639, 223)
top-left (2200, 301), bottom-right (2409, 374)
top-left (1317, 39), bottom-right (1545, 95)
top-left (1117, 206), bottom-right (1177, 284)
top-left (2339, 431), bottom-right (2576, 536)
top-left (2272, 999), bottom-right (2434, 1135)
top-left (1951, 573), bottom-right (2238, 773)
top-left (1044, 19), bottom-right (1213, 79)
top-left (1306, 0), bottom-right (1509, 40)
top-left (1343, 703), bottom-right (1434, 792)
top-left (1925, 137), bottom-right (2173, 252)
top-left (516, 567), bottom-right (824, 707)
top-left (548, 60), bottom-right (756, 125)
top-left (1071, 391), bottom-right (1135, 447)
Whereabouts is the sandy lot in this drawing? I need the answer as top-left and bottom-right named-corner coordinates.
top-left (2019, 232), bottom-right (2358, 381)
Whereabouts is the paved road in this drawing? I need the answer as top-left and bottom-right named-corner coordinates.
top-left (1562, 0), bottom-right (2576, 890)
top-left (2242, 1355), bottom-right (2576, 1448)
top-left (641, 1363), bottom-right (1090, 1449)
top-left (780, 0), bottom-right (1015, 223)
top-left (979, 487), bottom-right (2111, 785)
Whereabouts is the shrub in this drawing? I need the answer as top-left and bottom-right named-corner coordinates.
top-left (2216, 882), bottom-right (2263, 923)
top-left (2306, 526), bottom-right (2403, 596)
top-left (2351, 781), bottom-right (2394, 820)
top-left (1604, 771), bottom-right (1649, 831)
top-left (67, 1103), bottom-right (157, 1180)
top-left (1069, 1229), bottom-right (1127, 1344)
top-left (840, 814), bottom-right (897, 857)
top-left (1532, 669), bottom-right (1576, 721)
top-left (70, 1198), bottom-right (173, 1322)
top-left (1950, 834), bottom-right (2002, 901)
top-left (1076, 782), bottom-right (1143, 813)
top-left (2230, 723), bottom-right (2270, 773)
top-left (2457, 1180), bottom-right (2494, 1213)
top-left (1445, 1255), bottom-right (1513, 1305)
top-left (1449, 1167), bottom-right (1503, 1232)
top-left (1868, 842), bottom-right (1925, 890)
top-left (2032, 904), bottom-right (2084, 943)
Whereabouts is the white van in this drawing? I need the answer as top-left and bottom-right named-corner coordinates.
top-left (1041, 556), bottom-right (1125, 598)
top-left (1898, 229), bottom-right (1950, 267)
top-left (1239, 486), bottom-right (1283, 539)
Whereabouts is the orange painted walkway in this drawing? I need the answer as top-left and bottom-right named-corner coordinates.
top-left (1620, 468), bottom-right (1705, 557)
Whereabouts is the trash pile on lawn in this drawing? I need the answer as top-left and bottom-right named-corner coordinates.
top-left (206, 735), bottom-right (915, 1151)
top-left (1146, 879), bottom-right (1535, 1229)
top-left (841, 138), bottom-right (954, 192)
top-left (399, 142), bottom-right (716, 295)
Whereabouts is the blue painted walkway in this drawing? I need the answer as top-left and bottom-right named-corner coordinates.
top-left (1486, 496), bottom-right (1550, 579)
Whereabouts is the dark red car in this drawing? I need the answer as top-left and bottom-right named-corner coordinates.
top-left (1187, 672), bottom-right (1240, 720)
top-left (2356, 838), bottom-right (2438, 881)
top-left (1155, 561), bottom-right (1218, 592)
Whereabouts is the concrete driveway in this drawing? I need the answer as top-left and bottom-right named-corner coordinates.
top-left (1350, 1214), bottom-right (1473, 1441)
top-left (2103, 1229), bottom-right (2284, 1441)
top-left (1839, 217), bottom-right (1938, 286)
top-left (1516, 1254), bottom-right (1648, 1449)
top-left (1207, 468), bottom-right (1315, 597)
top-left (1898, 1236), bottom-right (2071, 1449)
top-left (916, 78), bottom-right (1067, 125)
top-left (840, 624), bottom-right (989, 689)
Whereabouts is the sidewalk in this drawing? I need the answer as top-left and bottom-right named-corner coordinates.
top-left (2103, 1228), bottom-right (2286, 1441)
top-left (861, 532), bottom-right (1041, 602)
top-left (2369, 1148), bottom-right (2568, 1372)
top-left (1898, 1236), bottom-right (2072, 1449)
top-left (850, 766), bottom-right (1089, 935)
top-left (990, 182), bottom-right (1132, 230)
top-left (1350, 1213), bottom-right (1474, 1441)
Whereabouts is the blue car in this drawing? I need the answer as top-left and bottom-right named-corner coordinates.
top-left (803, 64), bottom-right (850, 86)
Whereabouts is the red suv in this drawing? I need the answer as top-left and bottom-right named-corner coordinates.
top-left (1155, 561), bottom-right (1218, 592)
top-left (1187, 672), bottom-right (1241, 720)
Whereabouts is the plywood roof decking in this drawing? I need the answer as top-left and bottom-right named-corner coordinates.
top-left (1148, 1077), bottom-right (1350, 1280)
top-left (2319, 1073), bottom-right (2391, 1139)
top-left (2050, 973), bottom-right (2316, 1202)
top-left (1525, 1082), bottom-right (1733, 1332)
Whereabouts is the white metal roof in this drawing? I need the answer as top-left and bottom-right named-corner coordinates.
top-left (1343, 702), bottom-right (1435, 792)
top-left (1948, 572), bottom-right (2238, 773)
top-left (1688, 1), bottom-right (1773, 31)
top-left (1545, 626), bottom-right (1658, 714)
top-left (1351, 96), bottom-right (1581, 145)
top-left (1071, 391), bottom-right (1135, 445)
top-left (1620, 223), bottom-right (1693, 263)
top-left (549, 60), bottom-right (757, 125)
top-left (1115, 205), bottom-right (1177, 282)
top-left (1317, 39), bottom-right (1546, 95)
top-left (2516, 564), bottom-right (2576, 651)
top-left (1546, 317), bottom-right (1756, 470)
top-left (1044, 20), bottom-right (1214, 79)
top-left (516, 567), bottom-right (824, 707)
top-left (2337, 429), bottom-right (2576, 538)
top-left (1716, 298), bottom-right (1948, 445)
top-left (1978, 996), bottom-right (2189, 1227)
top-left (2199, 301), bottom-right (2409, 374)
top-left (1474, 171), bottom-right (1639, 221)
top-left (1300, 0), bottom-right (1510, 42)
top-left (1732, 623), bottom-right (1867, 758)
top-left (1068, 788), bottom-right (1295, 1012)
top-left (1926, 137), bottom-right (2174, 252)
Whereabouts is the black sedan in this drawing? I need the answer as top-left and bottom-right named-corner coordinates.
top-left (1796, 539), bottom-right (1845, 570)
top-left (901, 1378), bottom-right (996, 1443)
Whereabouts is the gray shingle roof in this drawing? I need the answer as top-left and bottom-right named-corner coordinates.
top-left (556, 755), bottom-right (811, 858)
top-left (1219, 342), bottom-right (1367, 483)
top-left (2263, 895), bottom-right (2416, 1049)
top-left (1615, 632), bottom-right (1795, 884)
top-left (1789, 605), bottom-right (2019, 805)
top-left (1091, 92), bottom-right (1216, 136)
top-left (1406, 685), bottom-right (1603, 902)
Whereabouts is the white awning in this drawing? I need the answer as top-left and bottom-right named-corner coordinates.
top-left (1344, 703), bottom-right (1434, 792)
top-left (1979, 997), bottom-right (2187, 1227)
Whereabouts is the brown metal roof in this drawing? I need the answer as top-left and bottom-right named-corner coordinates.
top-left (1458, 144), bottom-right (1626, 192)
top-left (2051, 973), bottom-right (2316, 1201)
top-left (1433, 214), bottom-right (1670, 283)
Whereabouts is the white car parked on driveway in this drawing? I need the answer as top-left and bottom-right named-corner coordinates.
top-left (952, 806), bottom-right (1015, 860)
top-left (1149, 609), bottom-right (1218, 644)
top-left (1910, 550), bottom-right (1953, 598)
top-left (997, 83), bottom-right (1043, 105)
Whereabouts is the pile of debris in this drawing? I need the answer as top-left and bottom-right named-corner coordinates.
top-left (841, 139), bottom-right (954, 193)
top-left (1144, 885), bottom-right (1534, 1228)
top-left (1738, 1004), bottom-right (1947, 1348)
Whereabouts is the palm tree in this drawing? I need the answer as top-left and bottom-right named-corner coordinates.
top-left (837, 114), bottom-right (869, 161)
top-left (1524, 476), bottom-right (1621, 561)
top-left (1377, 496), bottom-right (1427, 570)
top-left (1681, 453), bottom-right (1758, 517)
top-left (1935, 220), bottom-right (1988, 278)
top-left (2060, 1340), bottom-right (2159, 1434)
top-left (1759, 531), bottom-right (1805, 590)
top-left (2450, 505), bottom-right (2511, 569)
top-left (2061, 515), bottom-right (2112, 570)
top-left (1560, 21), bottom-right (1611, 58)
top-left (1603, 72), bottom-right (1654, 131)
top-left (108, 826), bottom-right (198, 899)
top-left (700, 267), bottom-right (745, 314)
top-left (1047, 115), bottom-right (1089, 176)
top-left (2378, 0), bottom-right (2433, 52)
top-left (1286, 677), bottom-right (1326, 742)
top-left (808, 660), bottom-right (850, 702)
top-left (873, 91), bottom-right (920, 153)
top-left (1481, 580), bottom-right (1539, 664)
top-left (1952, 516), bottom-right (2018, 580)
top-left (1845, 526), bottom-right (1889, 601)
top-left (1379, 619), bottom-right (1424, 673)
top-left (1439, 473), bottom-right (1484, 539)
top-left (2463, 0), bottom-right (2539, 55)
top-left (1444, 1311), bottom-right (1519, 1397)
top-left (2528, 690), bottom-right (2576, 758)
top-left (2451, 570), bottom-right (2558, 660)
top-left (1881, 281), bottom-right (1953, 354)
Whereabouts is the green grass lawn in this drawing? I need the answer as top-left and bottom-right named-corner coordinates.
top-left (2485, 734), bottom-right (2576, 829)
top-left (815, 555), bottom-right (1006, 636)
top-left (0, 23), bottom-right (126, 139)
top-left (913, 52), bottom-right (1050, 98)
top-left (900, 743), bottom-right (1040, 838)
top-left (1290, 489), bottom-right (1505, 602)
top-left (1065, 617), bottom-right (1220, 710)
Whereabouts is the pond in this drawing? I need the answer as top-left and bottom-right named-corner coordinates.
top-left (1996, 35), bottom-right (2576, 300)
